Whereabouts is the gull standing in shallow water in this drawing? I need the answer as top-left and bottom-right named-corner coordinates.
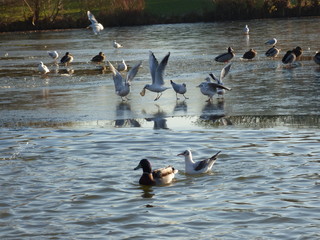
top-left (113, 40), bottom-right (123, 49)
top-left (177, 150), bottom-right (221, 175)
top-left (170, 80), bottom-right (188, 100)
top-left (87, 11), bottom-right (104, 35)
top-left (207, 62), bottom-right (232, 99)
top-left (117, 59), bottom-right (127, 71)
top-left (108, 60), bottom-right (142, 101)
top-left (38, 61), bottom-right (50, 74)
top-left (47, 51), bottom-right (59, 60)
top-left (134, 159), bottom-right (178, 186)
top-left (140, 51), bottom-right (171, 101)
top-left (265, 38), bottom-right (277, 45)
top-left (243, 24), bottom-right (249, 35)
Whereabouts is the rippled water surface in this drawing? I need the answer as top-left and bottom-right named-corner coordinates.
top-left (1, 18), bottom-right (320, 239)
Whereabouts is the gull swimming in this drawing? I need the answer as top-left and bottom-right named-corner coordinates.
top-left (91, 52), bottom-right (105, 63)
top-left (87, 11), bottom-right (104, 35)
top-left (60, 52), bottom-right (73, 65)
top-left (117, 59), bottom-right (127, 71)
top-left (243, 24), bottom-right (249, 34)
top-left (208, 62), bottom-right (232, 98)
top-left (140, 51), bottom-right (170, 101)
top-left (170, 80), bottom-right (188, 100)
top-left (215, 47), bottom-right (235, 63)
top-left (265, 38), bottom-right (277, 45)
top-left (177, 150), bottom-right (221, 175)
top-left (47, 51), bottom-right (59, 60)
top-left (108, 60), bottom-right (142, 101)
top-left (134, 159), bottom-right (178, 186)
top-left (314, 51), bottom-right (320, 65)
top-left (113, 40), bottom-right (123, 49)
top-left (265, 45), bottom-right (281, 58)
top-left (38, 61), bottom-right (50, 74)
top-left (242, 49), bottom-right (257, 60)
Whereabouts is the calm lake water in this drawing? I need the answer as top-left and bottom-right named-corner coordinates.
top-left (1, 17), bottom-right (320, 239)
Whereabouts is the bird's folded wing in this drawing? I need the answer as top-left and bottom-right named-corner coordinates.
top-left (153, 166), bottom-right (175, 178)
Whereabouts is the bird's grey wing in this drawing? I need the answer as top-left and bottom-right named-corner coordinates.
top-left (149, 51), bottom-right (159, 84)
top-left (126, 61), bottom-right (142, 83)
top-left (207, 82), bottom-right (231, 91)
top-left (209, 73), bottom-right (220, 83)
top-left (87, 11), bottom-right (98, 24)
top-left (194, 151), bottom-right (221, 171)
top-left (108, 61), bottom-right (124, 91)
top-left (155, 52), bottom-right (170, 85)
top-left (220, 62), bottom-right (232, 80)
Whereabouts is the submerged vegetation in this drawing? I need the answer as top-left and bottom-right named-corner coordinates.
top-left (1, 0), bottom-right (319, 32)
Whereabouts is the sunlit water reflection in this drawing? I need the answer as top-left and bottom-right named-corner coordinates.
top-left (1, 17), bottom-right (320, 239)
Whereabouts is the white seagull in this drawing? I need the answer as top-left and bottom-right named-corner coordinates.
top-left (87, 11), bottom-right (104, 35)
top-left (209, 62), bottom-right (232, 98)
top-left (265, 38), bottom-right (277, 45)
top-left (113, 40), bottom-right (123, 49)
top-left (108, 60), bottom-right (142, 101)
top-left (47, 51), bottom-right (59, 60)
top-left (170, 80), bottom-right (188, 100)
top-left (244, 24), bottom-right (249, 34)
top-left (117, 59), bottom-right (127, 71)
top-left (140, 51), bottom-right (171, 101)
top-left (38, 61), bottom-right (50, 74)
top-left (177, 150), bottom-right (221, 174)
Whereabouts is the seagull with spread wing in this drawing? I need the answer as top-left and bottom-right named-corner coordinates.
top-left (87, 11), bottom-right (104, 35)
top-left (108, 60), bottom-right (142, 101)
top-left (140, 51), bottom-right (171, 101)
top-left (209, 62), bottom-right (232, 98)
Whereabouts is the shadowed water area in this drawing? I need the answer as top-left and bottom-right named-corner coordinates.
top-left (1, 18), bottom-right (320, 239)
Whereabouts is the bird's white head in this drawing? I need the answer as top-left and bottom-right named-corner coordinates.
top-left (177, 150), bottom-right (191, 157)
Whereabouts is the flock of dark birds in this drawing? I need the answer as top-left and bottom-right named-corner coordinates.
top-left (35, 15), bottom-right (320, 185)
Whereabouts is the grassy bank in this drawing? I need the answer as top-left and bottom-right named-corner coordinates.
top-left (0, 0), bottom-right (319, 32)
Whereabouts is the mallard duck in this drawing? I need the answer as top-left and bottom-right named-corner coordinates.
top-left (282, 50), bottom-right (296, 65)
top-left (140, 51), bottom-right (171, 101)
top-left (265, 46), bottom-right (281, 58)
top-left (91, 52), bottom-right (105, 63)
top-left (134, 159), bottom-right (178, 185)
top-left (38, 61), bottom-right (49, 74)
top-left (215, 47), bottom-right (235, 63)
top-left (87, 11), bottom-right (104, 35)
top-left (60, 52), bottom-right (73, 65)
top-left (177, 150), bottom-right (221, 174)
top-left (242, 49), bottom-right (257, 60)
top-left (170, 80), bottom-right (188, 100)
top-left (292, 46), bottom-right (302, 58)
top-left (314, 51), bottom-right (320, 65)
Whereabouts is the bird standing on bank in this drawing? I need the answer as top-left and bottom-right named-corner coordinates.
top-left (140, 51), bottom-right (171, 101)
top-left (177, 150), bottom-right (221, 174)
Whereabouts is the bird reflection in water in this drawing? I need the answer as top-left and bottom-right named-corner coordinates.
top-left (114, 102), bottom-right (141, 127)
top-left (144, 104), bottom-right (168, 129)
top-left (139, 185), bottom-right (155, 199)
top-left (173, 100), bottom-right (188, 114)
top-left (200, 100), bottom-right (232, 126)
